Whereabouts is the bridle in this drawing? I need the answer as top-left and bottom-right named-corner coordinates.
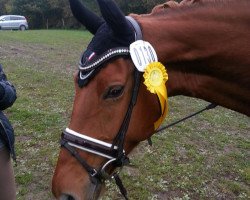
top-left (60, 16), bottom-right (142, 199)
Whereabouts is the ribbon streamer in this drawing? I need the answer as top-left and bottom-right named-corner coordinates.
top-left (143, 62), bottom-right (168, 130)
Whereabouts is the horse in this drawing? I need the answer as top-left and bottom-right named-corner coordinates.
top-left (52, 0), bottom-right (250, 199)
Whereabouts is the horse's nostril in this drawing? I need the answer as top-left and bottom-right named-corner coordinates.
top-left (67, 195), bottom-right (75, 200)
top-left (60, 194), bottom-right (75, 200)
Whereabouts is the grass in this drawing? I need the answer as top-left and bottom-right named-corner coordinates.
top-left (0, 30), bottom-right (249, 200)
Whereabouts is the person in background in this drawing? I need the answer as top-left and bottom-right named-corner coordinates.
top-left (0, 64), bottom-right (17, 200)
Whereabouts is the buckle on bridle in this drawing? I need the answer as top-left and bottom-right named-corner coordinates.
top-left (100, 158), bottom-right (117, 179)
top-left (90, 168), bottom-right (98, 177)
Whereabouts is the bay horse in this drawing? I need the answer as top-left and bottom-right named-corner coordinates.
top-left (52, 0), bottom-right (250, 199)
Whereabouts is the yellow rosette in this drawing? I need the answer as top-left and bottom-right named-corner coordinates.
top-left (143, 62), bottom-right (168, 130)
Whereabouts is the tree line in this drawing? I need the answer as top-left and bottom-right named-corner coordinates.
top-left (0, 0), bottom-right (166, 29)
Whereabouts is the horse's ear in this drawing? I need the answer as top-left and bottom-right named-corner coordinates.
top-left (96, 0), bottom-right (132, 36)
top-left (69, 0), bottom-right (104, 34)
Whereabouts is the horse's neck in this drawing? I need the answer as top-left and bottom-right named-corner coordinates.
top-left (138, 1), bottom-right (250, 65)
top-left (134, 0), bottom-right (250, 116)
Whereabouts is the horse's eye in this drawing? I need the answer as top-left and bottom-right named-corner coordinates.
top-left (104, 85), bottom-right (124, 99)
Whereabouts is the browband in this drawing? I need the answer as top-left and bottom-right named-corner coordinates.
top-left (79, 48), bottom-right (130, 72)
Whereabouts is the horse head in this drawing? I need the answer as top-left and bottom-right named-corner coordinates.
top-left (52, 0), bottom-right (161, 199)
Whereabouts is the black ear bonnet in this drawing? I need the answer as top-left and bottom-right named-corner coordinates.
top-left (69, 0), bottom-right (138, 87)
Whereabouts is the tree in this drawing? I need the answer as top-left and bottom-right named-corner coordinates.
top-left (5, 0), bottom-right (171, 29)
top-left (114, 0), bottom-right (166, 15)
top-left (0, 0), bottom-right (13, 15)
top-left (12, 0), bottom-right (68, 28)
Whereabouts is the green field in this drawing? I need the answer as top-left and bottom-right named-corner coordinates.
top-left (0, 30), bottom-right (249, 200)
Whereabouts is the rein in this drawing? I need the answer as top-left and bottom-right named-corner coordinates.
top-left (147, 103), bottom-right (217, 145)
top-left (155, 103), bottom-right (217, 134)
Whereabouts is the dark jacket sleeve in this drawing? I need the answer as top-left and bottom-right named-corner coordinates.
top-left (0, 81), bottom-right (17, 110)
top-left (0, 112), bottom-right (16, 160)
top-left (0, 81), bottom-right (17, 160)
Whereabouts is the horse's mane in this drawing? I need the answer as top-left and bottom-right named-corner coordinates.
top-left (139, 0), bottom-right (238, 17)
